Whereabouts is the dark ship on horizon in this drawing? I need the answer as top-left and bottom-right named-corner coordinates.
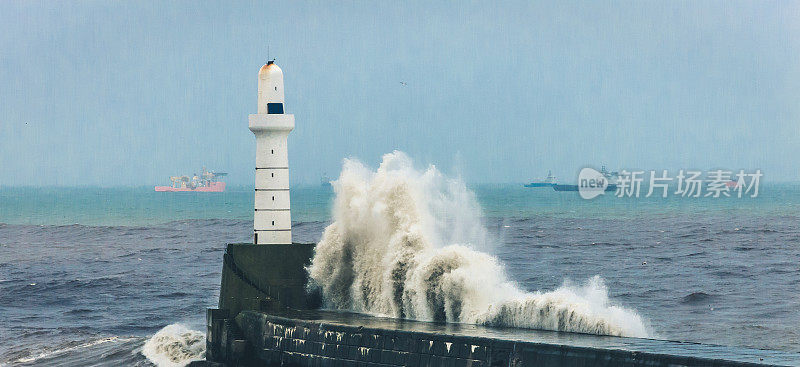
top-left (553, 165), bottom-right (618, 192)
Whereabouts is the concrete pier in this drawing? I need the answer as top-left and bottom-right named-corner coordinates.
top-left (203, 308), bottom-right (800, 367)
top-left (198, 243), bottom-right (800, 367)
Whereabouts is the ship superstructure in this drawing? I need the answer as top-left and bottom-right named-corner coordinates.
top-left (154, 167), bottom-right (227, 192)
top-left (524, 170), bottom-right (557, 187)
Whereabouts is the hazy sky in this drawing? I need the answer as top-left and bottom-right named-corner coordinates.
top-left (1, 1), bottom-right (798, 186)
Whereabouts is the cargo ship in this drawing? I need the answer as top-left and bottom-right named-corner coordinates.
top-left (553, 183), bottom-right (618, 192)
top-left (524, 170), bottom-right (557, 187)
top-left (553, 166), bottom-right (618, 192)
top-left (154, 167), bottom-right (227, 192)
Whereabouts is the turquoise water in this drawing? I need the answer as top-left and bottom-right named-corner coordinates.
top-left (0, 186), bottom-right (333, 226)
top-left (476, 183), bottom-right (800, 219)
top-left (2, 183), bottom-right (798, 226)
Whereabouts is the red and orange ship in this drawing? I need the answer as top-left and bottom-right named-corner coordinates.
top-left (155, 167), bottom-right (227, 192)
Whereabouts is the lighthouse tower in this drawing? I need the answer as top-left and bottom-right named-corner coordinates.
top-left (249, 60), bottom-right (294, 245)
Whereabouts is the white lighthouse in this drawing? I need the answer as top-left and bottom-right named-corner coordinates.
top-left (249, 60), bottom-right (294, 245)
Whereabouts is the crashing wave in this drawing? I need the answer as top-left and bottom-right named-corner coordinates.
top-left (308, 151), bottom-right (649, 337)
top-left (141, 324), bottom-right (205, 367)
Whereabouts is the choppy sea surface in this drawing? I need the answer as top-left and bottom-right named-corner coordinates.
top-left (1, 184), bottom-right (799, 365)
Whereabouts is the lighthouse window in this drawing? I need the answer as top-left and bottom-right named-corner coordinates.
top-left (272, 196), bottom-right (275, 201)
top-left (267, 103), bottom-right (284, 114)
top-left (271, 149), bottom-right (274, 154)
top-left (274, 87), bottom-right (277, 91)
top-left (271, 172), bottom-right (274, 177)
top-left (271, 221), bottom-right (275, 226)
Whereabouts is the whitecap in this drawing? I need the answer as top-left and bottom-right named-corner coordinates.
top-left (141, 324), bottom-right (205, 367)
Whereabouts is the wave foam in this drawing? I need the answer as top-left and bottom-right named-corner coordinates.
top-left (12, 336), bottom-right (133, 364)
top-left (141, 324), bottom-right (205, 367)
top-left (308, 151), bottom-right (649, 337)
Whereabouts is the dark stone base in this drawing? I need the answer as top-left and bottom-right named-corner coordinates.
top-left (207, 243), bottom-right (321, 363)
top-left (217, 243), bottom-right (320, 317)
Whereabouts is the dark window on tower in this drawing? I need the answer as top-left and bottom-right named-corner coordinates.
top-left (267, 103), bottom-right (284, 114)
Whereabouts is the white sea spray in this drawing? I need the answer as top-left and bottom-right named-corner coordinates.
top-left (308, 151), bottom-right (649, 337)
top-left (141, 324), bottom-right (205, 367)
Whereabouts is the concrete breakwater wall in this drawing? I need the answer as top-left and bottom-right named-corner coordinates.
top-left (234, 311), bottom-right (493, 367)
top-left (198, 243), bottom-right (798, 367)
top-left (202, 309), bottom-right (793, 367)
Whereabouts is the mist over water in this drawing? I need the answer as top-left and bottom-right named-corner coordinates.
top-left (308, 152), bottom-right (649, 337)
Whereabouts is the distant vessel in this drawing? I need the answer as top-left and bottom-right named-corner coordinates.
top-left (321, 174), bottom-right (332, 188)
top-left (155, 167), bottom-right (227, 192)
top-left (553, 166), bottom-right (618, 192)
top-left (553, 184), bottom-right (618, 192)
top-left (524, 170), bottom-right (557, 187)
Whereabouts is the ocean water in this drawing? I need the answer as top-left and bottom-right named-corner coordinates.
top-left (2, 168), bottom-right (800, 365)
